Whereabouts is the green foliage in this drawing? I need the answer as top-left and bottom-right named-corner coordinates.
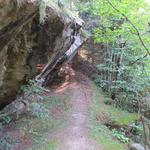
top-left (131, 123), bottom-right (144, 136)
top-left (91, 83), bottom-right (139, 125)
top-left (112, 129), bottom-right (130, 143)
top-left (0, 116), bottom-right (12, 132)
top-left (3, 116), bottom-right (12, 124)
top-left (91, 74), bottom-right (106, 88)
top-left (0, 116), bottom-right (13, 150)
top-left (0, 134), bottom-right (17, 150)
top-left (30, 103), bottom-right (49, 118)
top-left (79, 0), bottom-right (150, 111)
top-left (104, 105), bottom-right (138, 126)
top-left (88, 83), bottom-right (144, 148)
top-left (20, 80), bottom-right (46, 95)
top-left (19, 80), bottom-right (50, 118)
top-left (91, 0), bottom-right (150, 45)
top-left (17, 89), bottom-right (72, 150)
top-left (76, 0), bottom-right (93, 13)
top-left (0, 80), bottom-right (52, 149)
top-left (89, 83), bottom-right (126, 150)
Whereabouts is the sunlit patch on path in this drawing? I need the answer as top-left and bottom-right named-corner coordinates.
top-left (57, 72), bottom-right (100, 150)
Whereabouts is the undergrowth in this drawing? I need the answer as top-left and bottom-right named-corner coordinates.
top-left (0, 80), bottom-right (49, 150)
top-left (111, 129), bottom-right (130, 144)
top-left (88, 83), bottom-right (126, 150)
top-left (24, 89), bottom-right (72, 150)
top-left (0, 85), bottom-right (72, 150)
top-left (103, 105), bottom-right (139, 126)
top-left (88, 82), bottom-right (139, 150)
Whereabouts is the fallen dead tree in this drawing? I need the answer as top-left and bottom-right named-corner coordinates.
top-left (0, 33), bottom-right (85, 120)
top-left (0, 37), bottom-right (84, 121)
top-left (35, 35), bottom-right (84, 86)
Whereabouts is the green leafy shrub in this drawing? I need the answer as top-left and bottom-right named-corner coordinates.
top-left (20, 80), bottom-right (46, 95)
top-left (112, 129), bottom-right (130, 144)
top-left (80, 0), bottom-right (150, 112)
top-left (0, 134), bottom-right (17, 150)
top-left (30, 103), bottom-right (49, 118)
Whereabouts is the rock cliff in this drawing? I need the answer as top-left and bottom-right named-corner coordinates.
top-left (0, 0), bottom-right (82, 107)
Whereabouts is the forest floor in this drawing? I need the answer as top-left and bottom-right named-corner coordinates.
top-left (0, 70), bottom-right (139, 150)
top-left (52, 71), bottom-right (100, 150)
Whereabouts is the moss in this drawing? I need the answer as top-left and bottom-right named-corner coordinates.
top-left (104, 105), bottom-right (139, 126)
top-left (88, 82), bottom-right (139, 150)
top-left (91, 83), bottom-right (139, 126)
top-left (89, 123), bottom-right (126, 150)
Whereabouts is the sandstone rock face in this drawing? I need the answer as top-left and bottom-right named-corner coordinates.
top-left (0, 0), bottom-right (82, 107)
top-left (0, 0), bottom-right (39, 107)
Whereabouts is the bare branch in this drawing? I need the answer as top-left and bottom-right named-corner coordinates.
top-left (130, 54), bottom-right (148, 65)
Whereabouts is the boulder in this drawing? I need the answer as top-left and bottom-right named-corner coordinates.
top-left (129, 143), bottom-right (145, 150)
top-left (0, 0), bottom-right (82, 107)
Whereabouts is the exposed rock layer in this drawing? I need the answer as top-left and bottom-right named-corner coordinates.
top-left (0, 0), bottom-right (82, 107)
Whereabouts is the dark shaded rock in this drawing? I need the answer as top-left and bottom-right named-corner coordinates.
top-left (0, 0), bottom-right (39, 107)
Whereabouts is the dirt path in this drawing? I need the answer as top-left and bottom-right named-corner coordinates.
top-left (0, 71), bottom-right (100, 150)
top-left (55, 72), bottom-right (100, 150)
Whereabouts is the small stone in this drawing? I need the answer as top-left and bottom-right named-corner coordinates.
top-left (129, 143), bottom-right (145, 150)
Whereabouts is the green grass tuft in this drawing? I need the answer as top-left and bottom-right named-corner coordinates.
top-left (89, 123), bottom-right (126, 150)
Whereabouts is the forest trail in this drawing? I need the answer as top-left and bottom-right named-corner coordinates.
top-left (0, 71), bottom-right (103, 150)
top-left (4, 69), bottom-right (135, 150)
top-left (51, 71), bottom-right (100, 150)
